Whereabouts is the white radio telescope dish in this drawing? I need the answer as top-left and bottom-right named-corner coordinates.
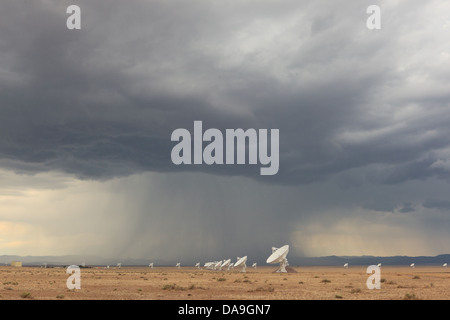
top-left (444, 263), bottom-right (448, 267)
top-left (176, 262), bottom-right (181, 268)
top-left (377, 263), bottom-right (381, 267)
top-left (234, 256), bottom-right (247, 273)
top-left (343, 263), bottom-right (349, 268)
top-left (149, 263), bottom-right (154, 268)
top-left (215, 260), bottom-right (223, 270)
top-left (266, 245), bottom-right (289, 272)
top-left (410, 263), bottom-right (415, 268)
top-left (221, 259), bottom-right (231, 270)
top-left (252, 263), bottom-right (257, 268)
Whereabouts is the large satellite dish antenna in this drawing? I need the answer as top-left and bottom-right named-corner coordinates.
top-left (149, 263), bottom-right (154, 268)
top-left (444, 263), bottom-right (448, 267)
top-left (221, 259), bottom-right (231, 270)
top-left (228, 262), bottom-right (234, 270)
top-left (116, 262), bottom-right (122, 268)
top-left (176, 262), bottom-right (181, 269)
top-left (343, 263), bottom-right (349, 269)
top-left (195, 262), bottom-right (200, 269)
top-left (266, 245), bottom-right (289, 273)
top-left (410, 263), bottom-right (415, 268)
top-left (234, 256), bottom-right (247, 273)
top-left (377, 263), bottom-right (381, 268)
top-left (215, 260), bottom-right (223, 270)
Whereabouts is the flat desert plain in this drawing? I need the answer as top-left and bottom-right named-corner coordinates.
top-left (0, 266), bottom-right (449, 300)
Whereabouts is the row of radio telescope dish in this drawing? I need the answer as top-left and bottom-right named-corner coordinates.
top-left (145, 248), bottom-right (447, 271)
top-left (343, 262), bottom-right (448, 268)
top-left (146, 245), bottom-right (291, 273)
top-left (200, 245), bottom-right (291, 273)
top-left (146, 259), bottom-right (253, 272)
top-left (62, 258), bottom-right (449, 270)
top-left (203, 257), bottom-right (249, 272)
top-left (202, 259), bottom-right (258, 272)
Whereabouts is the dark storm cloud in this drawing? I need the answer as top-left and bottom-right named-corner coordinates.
top-left (363, 200), bottom-right (397, 213)
top-left (2, 0), bottom-right (450, 262)
top-left (398, 202), bottom-right (415, 213)
top-left (423, 199), bottom-right (450, 211)
top-left (1, 0), bottom-right (450, 187)
top-left (363, 201), bottom-right (415, 214)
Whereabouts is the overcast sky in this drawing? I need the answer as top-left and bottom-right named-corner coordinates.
top-left (1, 0), bottom-right (450, 264)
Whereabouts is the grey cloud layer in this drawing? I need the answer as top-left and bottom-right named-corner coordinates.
top-left (1, 0), bottom-right (450, 259)
top-left (1, 0), bottom-right (449, 187)
top-left (1, 0), bottom-right (450, 186)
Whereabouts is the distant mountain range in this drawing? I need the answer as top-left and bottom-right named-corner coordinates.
top-left (1, 254), bottom-right (449, 267)
top-left (0, 255), bottom-right (114, 267)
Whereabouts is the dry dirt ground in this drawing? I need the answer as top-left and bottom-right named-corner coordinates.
top-left (0, 266), bottom-right (449, 300)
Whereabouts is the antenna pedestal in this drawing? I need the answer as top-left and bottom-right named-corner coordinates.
top-left (275, 258), bottom-right (288, 273)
